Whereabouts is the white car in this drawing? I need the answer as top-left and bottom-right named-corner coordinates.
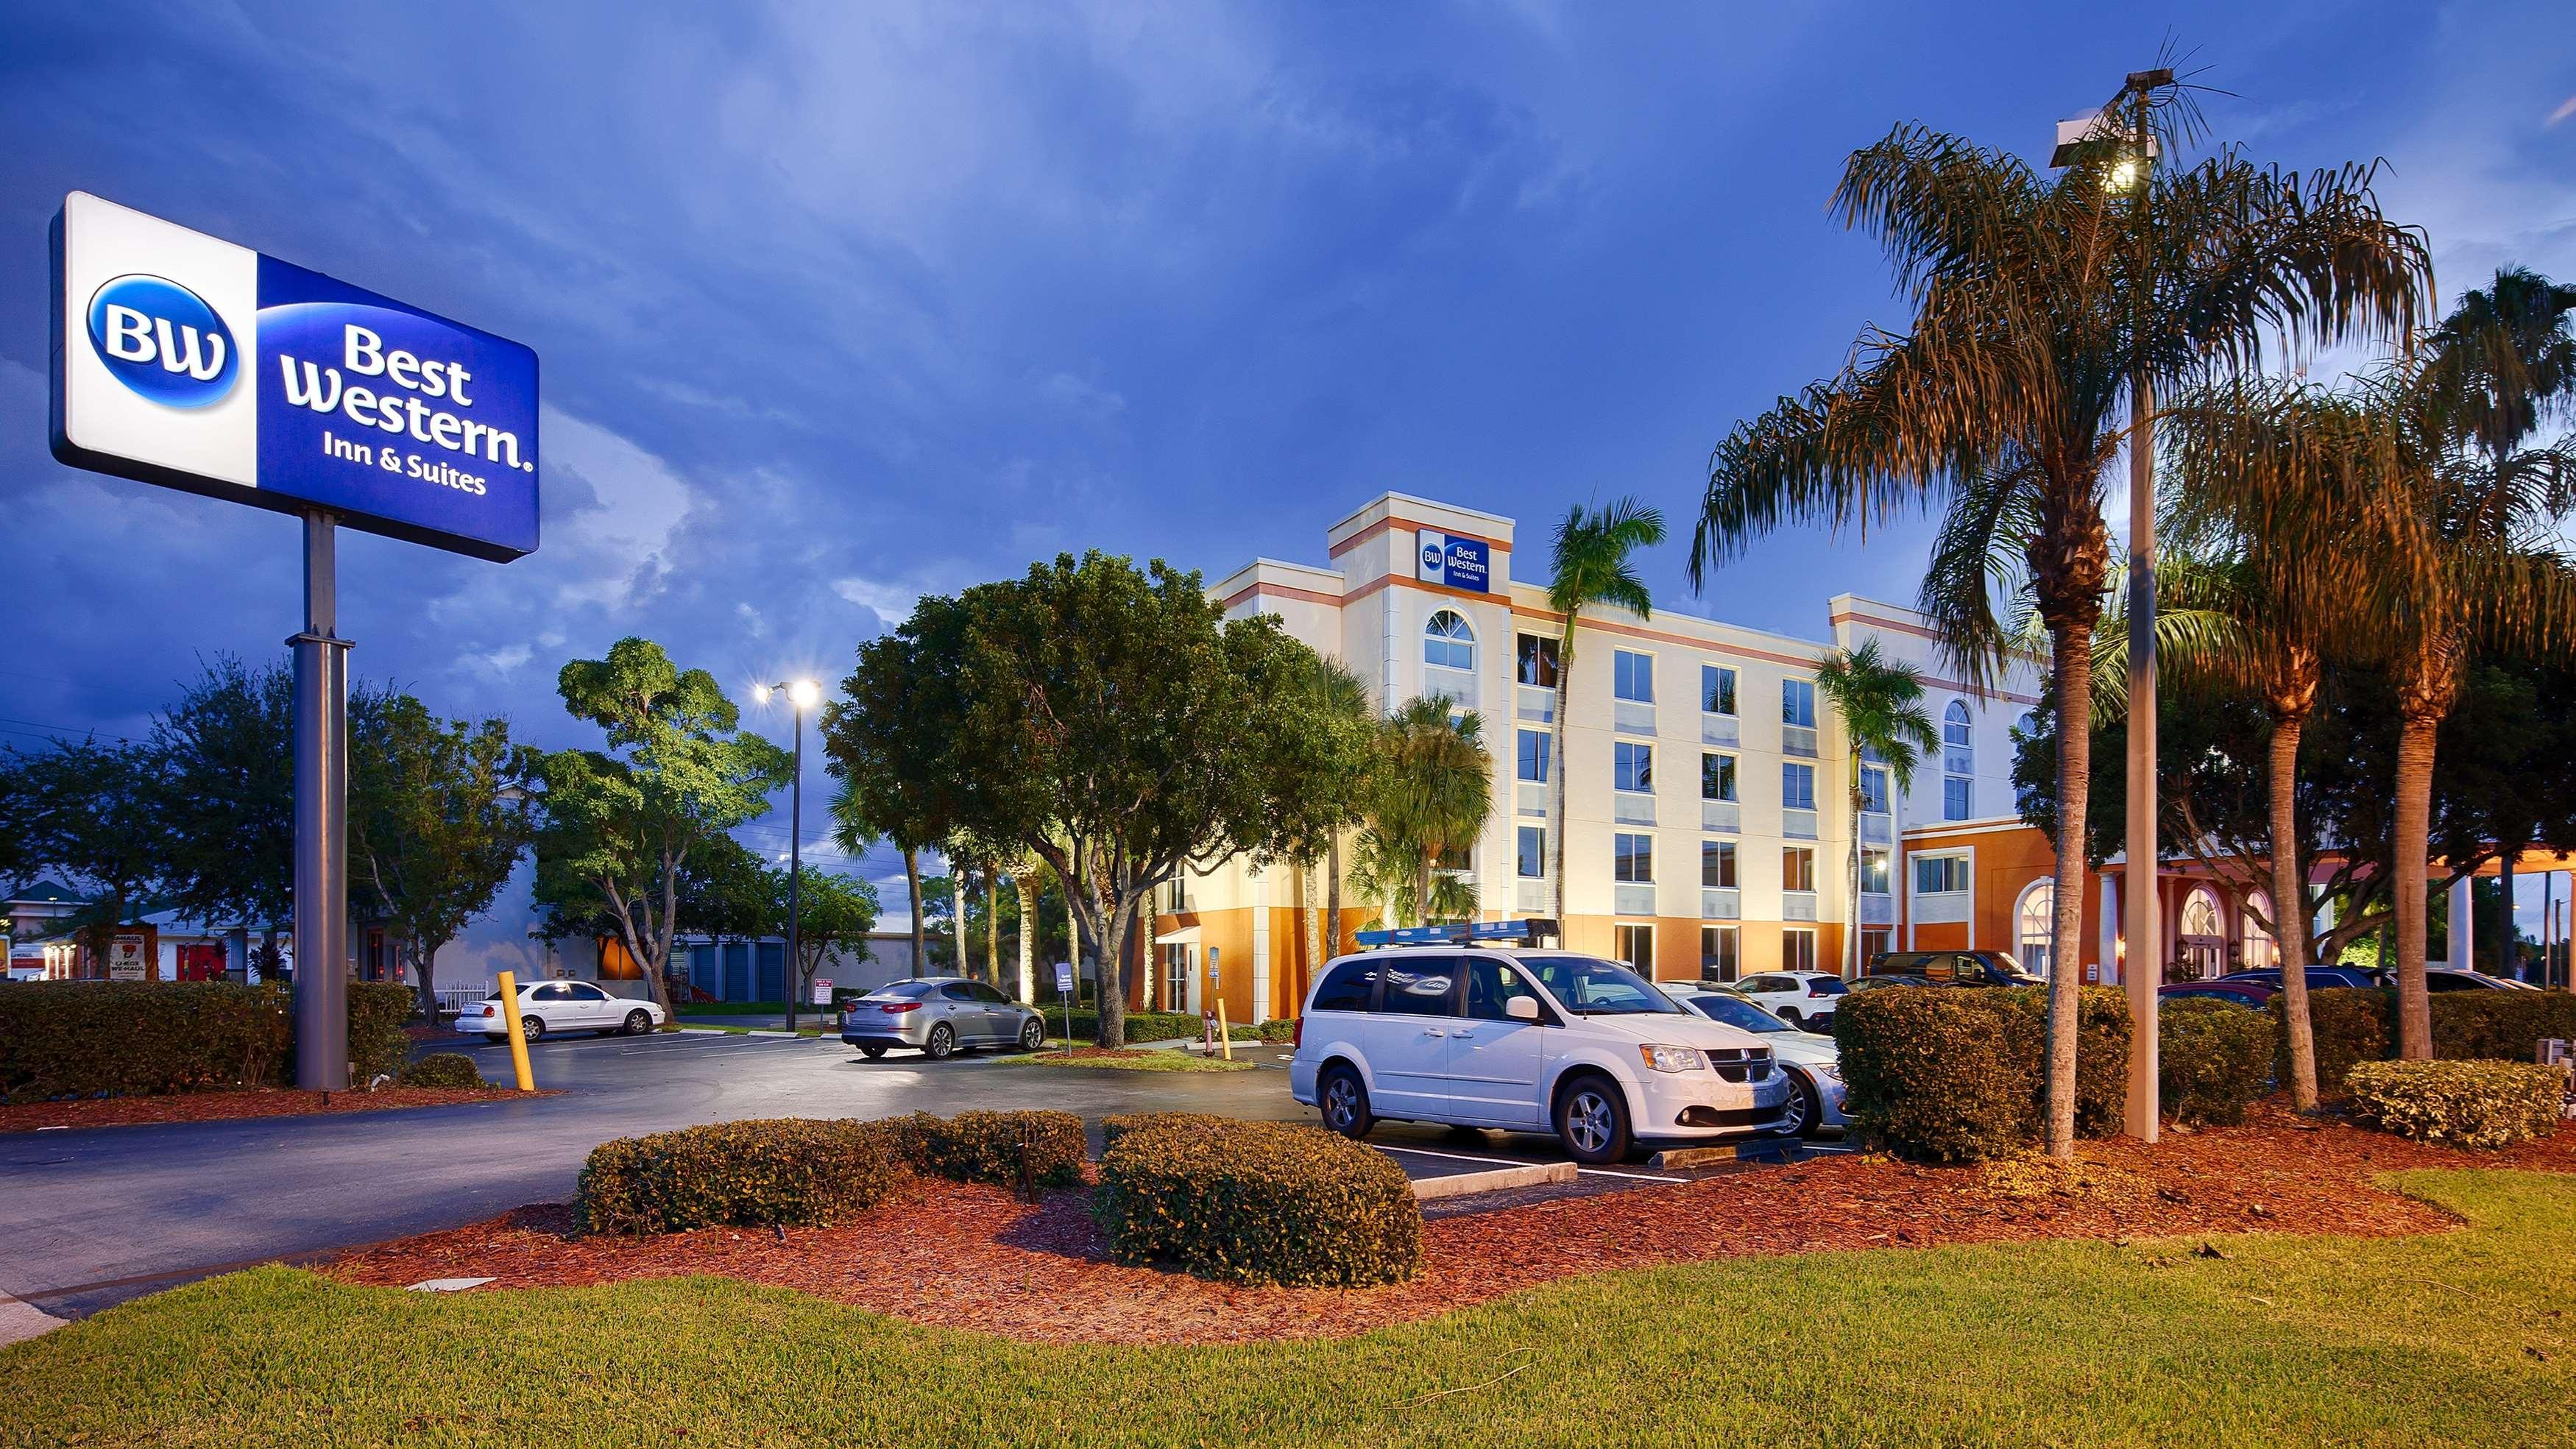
top-left (1288, 941), bottom-right (1790, 1164)
top-left (1727, 970), bottom-right (1850, 1030)
top-left (1661, 982), bottom-right (1848, 1137)
top-left (461, 980), bottom-right (664, 1041)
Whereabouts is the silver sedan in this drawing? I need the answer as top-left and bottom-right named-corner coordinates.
top-left (840, 977), bottom-right (1047, 1060)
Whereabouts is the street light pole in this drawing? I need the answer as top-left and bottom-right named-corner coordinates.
top-left (764, 679), bottom-right (820, 1032)
top-left (2119, 70), bottom-right (2169, 1142)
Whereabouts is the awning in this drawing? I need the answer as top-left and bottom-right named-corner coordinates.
top-left (1155, 925), bottom-right (1203, 945)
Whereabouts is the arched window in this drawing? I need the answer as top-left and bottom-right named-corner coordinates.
top-left (2015, 879), bottom-right (2054, 977)
top-left (2180, 889), bottom-right (2223, 938)
top-left (1424, 609), bottom-right (1475, 672)
top-left (2240, 890), bottom-right (2279, 970)
top-left (2177, 885), bottom-right (2226, 980)
top-left (1942, 701), bottom-right (1974, 820)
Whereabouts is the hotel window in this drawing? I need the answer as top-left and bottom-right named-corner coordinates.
top-left (1782, 678), bottom-right (1816, 729)
top-left (1616, 924), bottom-right (1655, 977)
top-left (1614, 649), bottom-right (1655, 703)
top-left (1515, 634), bottom-right (1560, 688)
top-left (1914, 854), bottom-right (1969, 893)
top-left (1859, 762), bottom-right (1889, 815)
top-left (1702, 665), bottom-right (1737, 716)
top-left (1701, 925), bottom-right (1739, 982)
top-left (1517, 825), bottom-right (1546, 879)
top-left (1861, 927), bottom-right (1893, 965)
top-left (1783, 846), bottom-right (1815, 893)
top-left (1861, 849), bottom-right (1891, 895)
top-left (1614, 740), bottom-right (1654, 793)
top-left (1613, 832), bottom-right (1654, 883)
top-left (1702, 839), bottom-right (1737, 888)
top-left (1942, 700), bottom-right (1973, 819)
top-left (1781, 762), bottom-right (1816, 812)
top-left (1783, 927), bottom-right (1819, 972)
top-left (1424, 610), bottom-right (1476, 672)
top-left (1702, 751), bottom-right (1737, 801)
top-left (1517, 728), bottom-right (1551, 783)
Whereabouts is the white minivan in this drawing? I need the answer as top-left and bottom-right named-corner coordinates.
top-left (1288, 942), bottom-right (1790, 1163)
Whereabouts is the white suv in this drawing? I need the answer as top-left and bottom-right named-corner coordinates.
top-left (1289, 944), bottom-right (1790, 1164)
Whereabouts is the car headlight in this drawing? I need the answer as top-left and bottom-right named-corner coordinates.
top-left (1811, 1060), bottom-right (1844, 1083)
top-left (1638, 1044), bottom-right (1708, 1074)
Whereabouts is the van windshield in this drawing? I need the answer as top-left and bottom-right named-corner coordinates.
top-left (1518, 954), bottom-right (1682, 1016)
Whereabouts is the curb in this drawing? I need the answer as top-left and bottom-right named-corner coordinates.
top-left (1408, 1161), bottom-right (1577, 1201)
top-left (0, 1292), bottom-right (67, 1347)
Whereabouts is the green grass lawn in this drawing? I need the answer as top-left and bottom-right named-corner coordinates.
top-left (5, 1169), bottom-right (2571, 1447)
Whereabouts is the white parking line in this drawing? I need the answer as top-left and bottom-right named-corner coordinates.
top-left (1371, 1142), bottom-right (1683, 1183)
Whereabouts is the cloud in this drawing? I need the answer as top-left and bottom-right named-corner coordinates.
top-left (538, 405), bottom-right (699, 610)
top-left (1038, 370), bottom-right (1127, 421)
top-left (830, 574), bottom-right (924, 625)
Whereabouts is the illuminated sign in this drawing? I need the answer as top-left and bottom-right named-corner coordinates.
top-left (1416, 529), bottom-right (1490, 593)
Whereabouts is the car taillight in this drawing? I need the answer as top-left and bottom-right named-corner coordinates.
top-left (880, 1002), bottom-right (921, 1014)
top-left (1292, 1017), bottom-right (1303, 1050)
top-left (481, 1005), bottom-right (495, 1017)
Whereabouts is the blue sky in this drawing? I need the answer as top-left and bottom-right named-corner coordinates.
top-left (6, 2), bottom-right (2574, 935)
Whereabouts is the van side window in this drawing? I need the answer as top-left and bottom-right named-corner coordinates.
top-left (1310, 960), bottom-right (1380, 1013)
top-left (1462, 957), bottom-right (1541, 1022)
top-left (1379, 958), bottom-right (1462, 1016)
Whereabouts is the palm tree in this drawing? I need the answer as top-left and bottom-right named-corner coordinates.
top-left (1367, 695), bottom-right (1493, 923)
top-left (1284, 656), bottom-right (1376, 969)
top-left (1814, 640), bottom-right (1939, 978)
top-left (1545, 498), bottom-right (1668, 911)
top-left (1692, 88), bottom-right (2427, 1155)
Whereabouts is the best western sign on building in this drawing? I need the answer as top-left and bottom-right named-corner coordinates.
top-left (50, 191), bottom-right (537, 561)
top-left (1417, 528), bottom-right (1490, 593)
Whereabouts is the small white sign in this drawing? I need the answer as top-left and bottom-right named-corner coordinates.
top-left (107, 934), bottom-right (150, 982)
top-left (812, 977), bottom-right (832, 1006)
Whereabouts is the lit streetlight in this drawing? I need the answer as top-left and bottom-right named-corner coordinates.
top-left (758, 678), bottom-right (822, 1031)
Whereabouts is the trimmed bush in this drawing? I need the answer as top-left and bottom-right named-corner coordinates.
top-left (0, 981), bottom-right (422, 1102)
top-left (1052, 1009), bottom-right (1256, 1044)
top-left (1096, 1119), bottom-right (1418, 1286)
top-left (2431, 992), bottom-right (2576, 1063)
top-left (888, 1109), bottom-right (1085, 1188)
top-left (2343, 1060), bottom-right (2568, 1149)
top-left (1833, 985), bottom-right (2130, 1162)
top-left (576, 1118), bottom-right (902, 1235)
top-left (1099, 1111), bottom-right (1232, 1152)
top-left (2159, 999), bottom-right (2274, 1126)
top-left (394, 1052), bottom-right (486, 1089)
top-left (2278, 988), bottom-right (2391, 1094)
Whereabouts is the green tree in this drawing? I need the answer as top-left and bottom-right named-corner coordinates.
top-left (1543, 498), bottom-right (1666, 907)
top-left (825, 774), bottom-right (927, 979)
top-left (13, 738), bottom-right (163, 968)
top-left (1814, 640), bottom-right (1938, 977)
top-left (150, 656), bottom-right (293, 968)
top-left (823, 601), bottom-right (973, 981)
top-left (347, 688), bottom-right (538, 1018)
top-left (1692, 83), bottom-right (2427, 1155)
top-left (530, 639), bottom-right (790, 1013)
top-left (1364, 695), bottom-right (1493, 924)
top-left (770, 865), bottom-right (880, 1005)
top-left (1281, 655), bottom-right (1376, 974)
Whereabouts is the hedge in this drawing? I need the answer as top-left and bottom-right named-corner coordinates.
top-left (577, 1118), bottom-right (902, 1234)
top-left (394, 1052), bottom-right (487, 1089)
top-left (1048, 1009), bottom-right (1259, 1044)
top-left (2343, 1060), bottom-right (2568, 1149)
top-left (0, 980), bottom-right (417, 1102)
top-left (884, 1109), bottom-right (1086, 1188)
top-left (1099, 1111), bottom-right (1233, 1152)
top-left (2278, 988), bottom-right (2576, 1097)
top-left (1095, 1118), bottom-right (1419, 1286)
top-left (1832, 985), bottom-right (2130, 1162)
top-left (2159, 999), bottom-right (2274, 1126)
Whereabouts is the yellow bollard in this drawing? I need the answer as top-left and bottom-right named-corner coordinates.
top-left (1215, 995), bottom-right (1233, 1062)
top-left (496, 970), bottom-right (535, 1092)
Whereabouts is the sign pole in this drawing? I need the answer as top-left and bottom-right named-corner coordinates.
top-left (291, 509), bottom-right (353, 1091)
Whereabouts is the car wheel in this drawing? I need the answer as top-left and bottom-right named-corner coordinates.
top-left (623, 1009), bottom-right (652, 1036)
top-left (1319, 1064), bottom-right (1374, 1139)
top-left (859, 1044), bottom-right (888, 1060)
top-left (1555, 1074), bottom-right (1632, 1166)
top-left (1019, 1017), bottom-right (1046, 1052)
top-left (1774, 1071), bottom-right (1819, 1139)
top-left (520, 1016), bottom-right (546, 1043)
top-left (1777, 1006), bottom-right (1805, 1030)
top-left (924, 1023), bottom-right (956, 1060)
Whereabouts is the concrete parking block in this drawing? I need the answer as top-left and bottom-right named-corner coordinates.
top-left (1407, 1161), bottom-right (1578, 1200)
top-left (405, 1277), bottom-right (495, 1293)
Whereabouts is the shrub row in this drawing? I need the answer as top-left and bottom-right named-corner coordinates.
top-left (1048, 1009), bottom-right (1259, 1044)
top-left (2159, 999), bottom-right (2275, 1126)
top-left (2343, 1060), bottom-right (2568, 1149)
top-left (577, 1109), bottom-right (1086, 1235)
top-left (1833, 986), bottom-right (2131, 1162)
top-left (0, 980), bottom-right (416, 1102)
top-left (1095, 1118), bottom-right (1418, 1286)
top-left (2276, 989), bottom-right (2576, 1095)
top-left (394, 1052), bottom-right (487, 1089)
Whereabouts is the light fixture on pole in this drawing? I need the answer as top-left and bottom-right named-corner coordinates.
top-left (759, 679), bottom-right (823, 1031)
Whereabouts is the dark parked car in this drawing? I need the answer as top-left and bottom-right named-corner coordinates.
top-left (2159, 980), bottom-right (2277, 1010)
top-left (1864, 950), bottom-right (2043, 988)
top-left (2219, 966), bottom-right (2379, 991)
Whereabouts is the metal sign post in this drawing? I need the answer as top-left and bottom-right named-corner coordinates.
top-left (1053, 960), bottom-right (1075, 1056)
top-left (290, 510), bottom-right (352, 1090)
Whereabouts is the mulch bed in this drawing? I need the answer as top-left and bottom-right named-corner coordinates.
top-left (1, 1085), bottom-right (545, 1133)
top-left (323, 1107), bottom-right (2576, 1345)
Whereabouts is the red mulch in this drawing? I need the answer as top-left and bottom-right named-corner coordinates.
top-left (1, 1085), bottom-right (546, 1133)
top-left (323, 1108), bottom-right (2576, 1345)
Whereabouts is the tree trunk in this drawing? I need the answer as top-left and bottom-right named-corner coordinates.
top-left (2043, 621), bottom-right (2093, 1161)
top-left (1846, 753), bottom-right (1863, 979)
top-left (1083, 879), bottom-right (1130, 1050)
top-left (412, 937), bottom-right (441, 1021)
top-left (1303, 861), bottom-right (1323, 1007)
top-left (2268, 712), bottom-right (2320, 1110)
top-left (2391, 711), bottom-right (2440, 1059)
top-left (1014, 871), bottom-right (1037, 1003)
top-left (903, 847), bottom-right (924, 978)
top-left (949, 859), bottom-right (968, 979)
top-left (984, 867), bottom-right (1000, 985)
top-left (1326, 832), bottom-right (1345, 958)
top-left (1141, 907), bottom-right (1160, 1013)
top-left (1550, 626), bottom-right (1574, 919)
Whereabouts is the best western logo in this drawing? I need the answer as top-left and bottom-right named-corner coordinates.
top-left (85, 273), bottom-right (238, 408)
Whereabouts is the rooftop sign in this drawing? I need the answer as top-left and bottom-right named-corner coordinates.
top-left (50, 192), bottom-right (539, 562)
top-left (1416, 528), bottom-right (1489, 593)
